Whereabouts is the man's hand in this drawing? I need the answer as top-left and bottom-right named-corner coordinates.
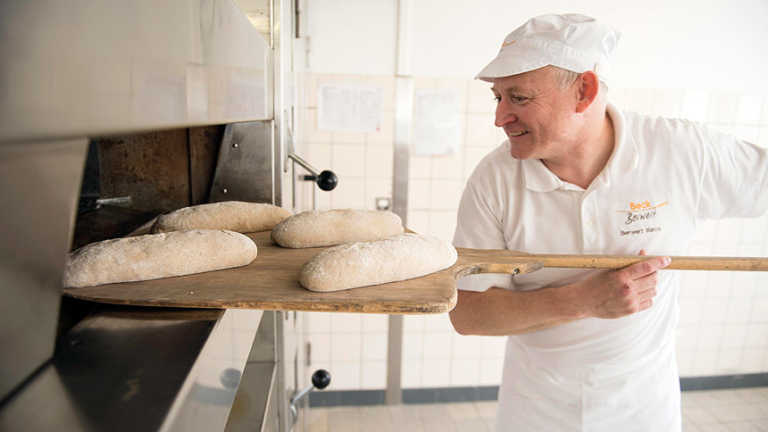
top-left (575, 250), bottom-right (672, 319)
top-left (449, 250), bottom-right (673, 336)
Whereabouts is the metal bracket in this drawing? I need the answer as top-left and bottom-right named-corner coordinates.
top-left (209, 121), bottom-right (275, 204)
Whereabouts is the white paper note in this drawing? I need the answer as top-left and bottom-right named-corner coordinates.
top-left (318, 82), bottom-right (383, 133)
top-left (414, 89), bottom-right (461, 156)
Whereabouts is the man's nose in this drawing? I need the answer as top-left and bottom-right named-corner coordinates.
top-left (495, 103), bottom-right (517, 128)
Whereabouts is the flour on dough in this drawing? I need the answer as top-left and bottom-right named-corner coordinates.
top-left (151, 201), bottom-right (291, 234)
top-left (299, 233), bottom-right (457, 292)
top-left (63, 229), bottom-right (257, 288)
top-left (271, 209), bottom-right (404, 248)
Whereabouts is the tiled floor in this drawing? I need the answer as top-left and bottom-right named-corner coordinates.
top-left (307, 388), bottom-right (768, 432)
top-left (308, 401), bottom-right (496, 432)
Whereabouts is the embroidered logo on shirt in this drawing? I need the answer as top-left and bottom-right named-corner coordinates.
top-left (500, 40), bottom-right (516, 49)
top-left (615, 201), bottom-right (668, 213)
top-left (615, 201), bottom-right (668, 235)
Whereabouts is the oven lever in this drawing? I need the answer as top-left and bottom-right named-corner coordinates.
top-left (288, 152), bottom-right (338, 191)
top-left (290, 369), bottom-right (331, 427)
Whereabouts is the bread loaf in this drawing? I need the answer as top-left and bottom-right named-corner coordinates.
top-left (151, 201), bottom-right (291, 234)
top-left (271, 209), bottom-right (404, 248)
top-left (63, 229), bottom-right (257, 288)
top-left (299, 233), bottom-right (457, 292)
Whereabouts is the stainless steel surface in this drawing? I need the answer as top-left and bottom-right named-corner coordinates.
top-left (386, 0), bottom-right (414, 405)
top-left (392, 80), bottom-right (413, 226)
top-left (163, 309), bottom-right (263, 432)
top-left (1, 0), bottom-right (307, 429)
top-left (225, 312), bottom-right (278, 432)
top-left (0, 0), bottom-right (270, 144)
top-left (286, 312), bottom-right (309, 432)
top-left (0, 139), bottom-right (88, 401)
top-left (276, 311), bottom-right (291, 432)
top-left (273, 0), bottom-right (300, 209)
top-left (0, 307), bottom-right (263, 432)
top-left (272, 0), bottom-right (286, 209)
top-left (386, 314), bottom-right (404, 406)
top-left (209, 121), bottom-right (276, 204)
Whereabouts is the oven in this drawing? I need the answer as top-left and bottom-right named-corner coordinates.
top-left (0, 0), bottom-right (320, 430)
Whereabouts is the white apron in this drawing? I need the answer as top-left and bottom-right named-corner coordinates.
top-left (495, 334), bottom-right (681, 432)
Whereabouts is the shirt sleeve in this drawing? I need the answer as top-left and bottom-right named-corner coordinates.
top-left (452, 175), bottom-right (513, 292)
top-left (695, 125), bottom-right (768, 219)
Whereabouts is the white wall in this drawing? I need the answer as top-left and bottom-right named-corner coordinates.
top-left (306, 0), bottom-right (397, 75)
top-left (307, 0), bottom-right (768, 94)
top-left (409, 0), bottom-right (768, 94)
top-left (299, 0), bottom-right (768, 392)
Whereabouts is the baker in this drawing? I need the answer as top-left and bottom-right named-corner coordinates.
top-left (450, 13), bottom-right (768, 431)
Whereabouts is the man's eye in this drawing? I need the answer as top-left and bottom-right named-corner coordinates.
top-left (493, 96), bottom-right (502, 103)
top-left (512, 96), bottom-right (529, 103)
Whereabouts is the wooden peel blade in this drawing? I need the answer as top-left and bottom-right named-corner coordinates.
top-left (452, 247), bottom-right (768, 278)
top-left (61, 231), bottom-right (768, 314)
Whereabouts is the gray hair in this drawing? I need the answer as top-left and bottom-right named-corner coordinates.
top-left (552, 66), bottom-right (608, 94)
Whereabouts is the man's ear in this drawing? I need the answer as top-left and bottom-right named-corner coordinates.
top-left (575, 71), bottom-right (600, 113)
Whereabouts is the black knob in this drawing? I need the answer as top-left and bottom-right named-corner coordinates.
top-left (316, 170), bottom-right (338, 191)
top-left (312, 369), bottom-right (331, 390)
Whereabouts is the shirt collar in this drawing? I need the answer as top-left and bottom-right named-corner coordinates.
top-left (522, 102), bottom-right (638, 192)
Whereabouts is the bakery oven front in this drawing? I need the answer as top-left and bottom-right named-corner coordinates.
top-left (0, 1), bottom-right (321, 431)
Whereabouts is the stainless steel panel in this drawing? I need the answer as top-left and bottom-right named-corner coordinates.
top-left (387, 0), bottom-right (414, 404)
top-left (0, 139), bottom-right (88, 401)
top-left (209, 121), bottom-right (276, 204)
top-left (0, 308), bottom-right (264, 432)
top-left (163, 309), bottom-right (264, 432)
top-left (226, 312), bottom-right (278, 432)
top-left (0, 0), bottom-right (271, 144)
top-left (388, 77), bottom-right (414, 406)
top-left (386, 314), bottom-right (404, 405)
top-left (392, 79), bottom-right (413, 226)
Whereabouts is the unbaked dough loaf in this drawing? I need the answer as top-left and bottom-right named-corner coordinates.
top-left (151, 201), bottom-right (291, 234)
top-left (299, 233), bottom-right (457, 292)
top-left (63, 229), bottom-right (257, 288)
top-left (271, 209), bottom-right (404, 248)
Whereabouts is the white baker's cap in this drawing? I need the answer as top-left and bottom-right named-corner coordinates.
top-left (475, 14), bottom-right (621, 83)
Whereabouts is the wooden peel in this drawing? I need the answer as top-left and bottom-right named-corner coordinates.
top-left (455, 247), bottom-right (768, 276)
top-left (63, 231), bottom-right (768, 314)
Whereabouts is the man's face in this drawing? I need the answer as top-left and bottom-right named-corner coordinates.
top-left (491, 67), bottom-right (580, 161)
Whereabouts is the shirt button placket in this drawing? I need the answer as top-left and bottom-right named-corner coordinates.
top-left (582, 194), bottom-right (599, 253)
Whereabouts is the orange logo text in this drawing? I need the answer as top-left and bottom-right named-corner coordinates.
top-left (615, 201), bottom-right (668, 213)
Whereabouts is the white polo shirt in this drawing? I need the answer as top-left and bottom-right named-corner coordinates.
top-left (453, 103), bottom-right (768, 431)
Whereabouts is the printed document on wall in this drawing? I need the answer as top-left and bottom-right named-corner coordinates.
top-left (414, 89), bottom-right (461, 156)
top-left (318, 82), bottom-right (383, 132)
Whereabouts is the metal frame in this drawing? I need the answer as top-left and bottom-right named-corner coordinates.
top-left (0, 308), bottom-right (264, 432)
top-left (209, 121), bottom-right (276, 204)
top-left (225, 311), bottom-right (278, 432)
top-left (0, 139), bottom-right (88, 402)
top-left (387, 0), bottom-right (414, 406)
top-left (0, 3), bottom-right (298, 431)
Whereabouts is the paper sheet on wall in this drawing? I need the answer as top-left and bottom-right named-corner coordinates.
top-left (318, 82), bottom-right (383, 132)
top-left (414, 89), bottom-right (461, 156)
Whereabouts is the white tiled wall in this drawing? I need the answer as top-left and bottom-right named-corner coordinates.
top-left (304, 312), bottom-right (390, 390)
top-left (296, 74), bottom-right (395, 212)
top-left (402, 314), bottom-right (506, 388)
top-left (296, 72), bottom-right (768, 391)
